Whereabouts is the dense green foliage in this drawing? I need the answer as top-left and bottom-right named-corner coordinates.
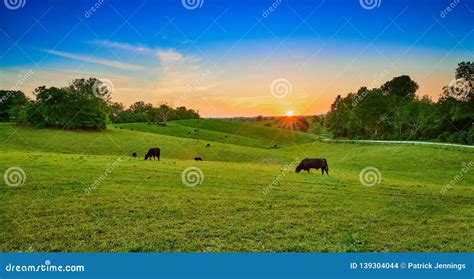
top-left (109, 101), bottom-right (199, 124)
top-left (13, 78), bottom-right (110, 130)
top-left (1, 78), bottom-right (200, 131)
top-left (0, 123), bottom-right (472, 251)
top-left (326, 62), bottom-right (474, 144)
top-left (0, 90), bottom-right (28, 122)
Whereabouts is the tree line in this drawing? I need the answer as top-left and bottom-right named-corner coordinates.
top-left (325, 62), bottom-right (474, 144)
top-left (0, 78), bottom-right (199, 131)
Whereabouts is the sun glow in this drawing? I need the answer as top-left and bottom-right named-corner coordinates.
top-left (286, 111), bottom-right (294, 117)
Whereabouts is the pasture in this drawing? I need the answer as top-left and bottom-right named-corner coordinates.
top-left (0, 122), bottom-right (472, 252)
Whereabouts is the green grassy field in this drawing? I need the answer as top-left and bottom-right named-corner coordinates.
top-left (0, 121), bottom-right (473, 252)
top-left (114, 119), bottom-right (317, 148)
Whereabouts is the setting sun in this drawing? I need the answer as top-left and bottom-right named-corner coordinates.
top-left (286, 111), bottom-right (294, 117)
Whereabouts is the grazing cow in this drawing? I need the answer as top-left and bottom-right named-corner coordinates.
top-left (206, 143), bottom-right (211, 147)
top-left (295, 158), bottom-right (329, 175)
top-left (195, 157), bottom-right (203, 161)
top-left (144, 148), bottom-right (160, 161)
top-left (132, 152), bottom-right (137, 157)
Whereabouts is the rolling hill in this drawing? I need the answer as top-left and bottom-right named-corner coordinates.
top-left (114, 119), bottom-right (317, 148)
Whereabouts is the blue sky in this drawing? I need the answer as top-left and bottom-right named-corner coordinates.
top-left (0, 0), bottom-right (472, 116)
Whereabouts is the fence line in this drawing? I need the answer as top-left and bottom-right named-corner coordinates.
top-left (322, 138), bottom-right (474, 150)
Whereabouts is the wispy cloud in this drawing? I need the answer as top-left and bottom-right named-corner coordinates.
top-left (46, 49), bottom-right (146, 71)
top-left (93, 40), bottom-right (200, 63)
top-left (92, 40), bottom-right (216, 98)
top-left (93, 40), bottom-right (152, 54)
top-left (156, 49), bottom-right (185, 62)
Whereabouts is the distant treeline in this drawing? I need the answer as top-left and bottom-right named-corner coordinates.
top-left (326, 62), bottom-right (474, 145)
top-left (108, 101), bottom-right (199, 124)
top-left (0, 78), bottom-right (199, 131)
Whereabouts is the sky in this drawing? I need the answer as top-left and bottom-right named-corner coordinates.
top-left (0, 0), bottom-right (473, 117)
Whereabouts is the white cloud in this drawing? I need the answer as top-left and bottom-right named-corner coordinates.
top-left (156, 49), bottom-right (184, 62)
top-left (47, 49), bottom-right (146, 71)
top-left (93, 40), bottom-right (200, 64)
top-left (93, 40), bottom-right (152, 54)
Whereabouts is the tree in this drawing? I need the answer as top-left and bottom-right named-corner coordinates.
top-left (108, 102), bottom-right (126, 123)
top-left (0, 90), bottom-right (28, 122)
top-left (312, 115), bottom-right (325, 135)
top-left (381, 75), bottom-right (418, 101)
top-left (127, 101), bottom-right (154, 122)
top-left (17, 78), bottom-right (109, 130)
top-left (325, 63), bottom-right (473, 144)
top-left (443, 61), bottom-right (473, 102)
top-left (352, 88), bottom-right (388, 138)
top-left (156, 102), bottom-right (173, 124)
top-left (174, 106), bottom-right (199, 120)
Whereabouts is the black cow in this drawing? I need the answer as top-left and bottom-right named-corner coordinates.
top-left (195, 157), bottom-right (203, 161)
top-left (206, 143), bottom-right (211, 147)
top-left (132, 152), bottom-right (137, 157)
top-left (295, 158), bottom-right (329, 175)
top-left (144, 148), bottom-right (160, 161)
